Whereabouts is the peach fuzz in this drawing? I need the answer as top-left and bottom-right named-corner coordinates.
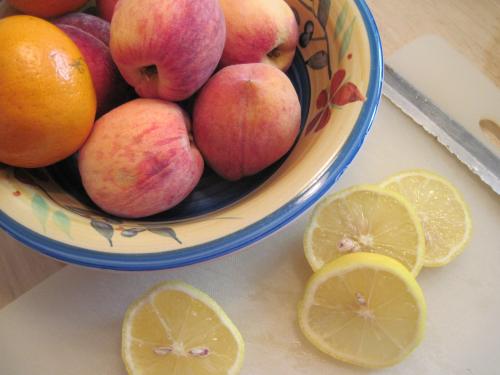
top-left (110, 0), bottom-right (225, 101)
top-left (219, 0), bottom-right (298, 71)
top-left (79, 98), bottom-right (204, 218)
top-left (193, 63), bottom-right (301, 181)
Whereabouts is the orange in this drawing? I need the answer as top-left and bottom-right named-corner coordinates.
top-left (6, 0), bottom-right (89, 18)
top-left (0, 15), bottom-right (96, 168)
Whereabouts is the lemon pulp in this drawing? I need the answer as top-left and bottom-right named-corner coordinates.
top-left (381, 169), bottom-right (472, 266)
top-left (304, 185), bottom-right (425, 275)
top-left (298, 253), bottom-right (426, 368)
top-left (122, 281), bottom-right (244, 375)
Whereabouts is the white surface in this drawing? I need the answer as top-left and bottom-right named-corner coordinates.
top-left (388, 35), bottom-right (500, 158)
top-left (1, 38), bottom-right (500, 374)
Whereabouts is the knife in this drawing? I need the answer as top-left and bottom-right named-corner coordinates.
top-left (383, 64), bottom-right (500, 194)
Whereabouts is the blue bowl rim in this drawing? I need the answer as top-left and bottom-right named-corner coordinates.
top-left (0, 0), bottom-right (384, 271)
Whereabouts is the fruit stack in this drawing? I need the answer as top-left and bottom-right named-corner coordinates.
top-left (0, 0), bottom-right (301, 218)
top-left (299, 169), bottom-right (472, 368)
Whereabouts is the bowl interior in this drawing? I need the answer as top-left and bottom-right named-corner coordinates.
top-left (45, 52), bottom-right (311, 222)
top-left (0, 0), bottom-right (382, 269)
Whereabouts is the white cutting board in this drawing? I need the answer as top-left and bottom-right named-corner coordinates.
top-left (1, 37), bottom-right (499, 374)
top-left (388, 35), bottom-right (500, 158)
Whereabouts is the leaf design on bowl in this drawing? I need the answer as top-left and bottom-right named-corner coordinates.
top-left (53, 210), bottom-right (71, 238)
top-left (334, 2), bottom-right (348, 38)
top-left (120, 228), bottom-right (146, 238)
top-left (91, 219), bottom-right (114, 247)
top-left (307, 51), bottom-right (329, 70)
top-left (317, 0), bottom-right (331, 28)
top-left (306, 68), bottom-right (365, 134)
top-left (117, 225), bottom-right (181, 244)
top-left (29, 193), bottom-right (72, 237)
top-left (299, 21), bottom-right (314, 47)
top-left (12, 166), bottom-right (128, 244)
top-left (32, 194), bottom-right (49, 232)
top-left (297, 0), bottom-right (333, 77)
top-left (146, 226), bottom-right (182, 244)
top-left (339, 18), bottom-right (355, 61)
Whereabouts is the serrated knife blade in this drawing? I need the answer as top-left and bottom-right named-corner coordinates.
top-left (383, 64), bottom-right (500, 194)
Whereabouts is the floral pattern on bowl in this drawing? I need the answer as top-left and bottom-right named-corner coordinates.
top-left (297, 0), bottom-right (366, 136)
top-left (0, 0), bottom-right (383, 270)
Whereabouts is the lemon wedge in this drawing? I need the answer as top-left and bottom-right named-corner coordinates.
top-left (122, 281), bottom-right (244, 375)
top-left (304, 185), bottom-right (425, 276)
top-left (298, 252), bottom-right (426, 368)
top-left (381, 169), bottom-right (472, 266)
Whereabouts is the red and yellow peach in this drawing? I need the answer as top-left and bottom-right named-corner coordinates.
top-left (79, 99), bottom-right (204, 218)
top-left (219, 0), bottom-right (298, 71)
top-left (193, 63), bottom-right (301, 181)
top-left (110, 0), bottom-right (226, 101)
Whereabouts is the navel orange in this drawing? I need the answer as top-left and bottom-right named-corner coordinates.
top-left (6, 0), bottom-right (89, 18)
top-left (0, 15), bottom-right (96, 168)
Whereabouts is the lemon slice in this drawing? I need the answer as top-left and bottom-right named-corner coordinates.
top-left (122, 281), bottom-right (245, 375)
top-left (304, 185), bottom-right (425, 276)
top-left (298, 252), bottom-right (427, 368)
top-left (381, 169), bottom-right (472, 267)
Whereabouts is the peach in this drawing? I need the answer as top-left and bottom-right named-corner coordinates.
top-left (110, 0), bottom-right (226, 101)
top-left (193, 63), bottom-right (301, 181)
top-left (54, 12), bottom-right (110, 45)
top-left (79, 98), bottom-right (204, 218)
top-left (219, 0), bottom-right (298, 71)
top-left (6, 0), bottom-right (89, 18)
top-left (96, 0), bottom-right (118, 22)
top-left (55, 23), bottom-right (133, 117)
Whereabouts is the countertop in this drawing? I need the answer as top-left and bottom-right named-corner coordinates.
top-left (1, 74), bottom-right (499, 374)
top-left (1, 0), bottom-right (499, 308)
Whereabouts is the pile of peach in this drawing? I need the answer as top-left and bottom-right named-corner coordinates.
top-left (5, 0), bottom-right (302, 218)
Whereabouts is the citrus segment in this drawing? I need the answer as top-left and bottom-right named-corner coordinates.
top-left (122, 281), bottom-right (244, 375)
top-left (298, 253), bottom-right (426, 368)
top-left (381, 169), bottom-right (472, 266)
top-left (304, 185), bottom-right (425, 275)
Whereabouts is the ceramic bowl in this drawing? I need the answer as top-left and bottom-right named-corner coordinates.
top-left (0, 0), bottom-right (383, 270)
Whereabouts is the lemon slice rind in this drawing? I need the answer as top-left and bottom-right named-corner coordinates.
top-left (381, 169), bottom-right (472, 267)
top-left (298, 253), bottom-right (427, 368)
top-left (122, 280), bottom-right (245, 375)
top-left (304, 185), bottom-right (425, 276)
